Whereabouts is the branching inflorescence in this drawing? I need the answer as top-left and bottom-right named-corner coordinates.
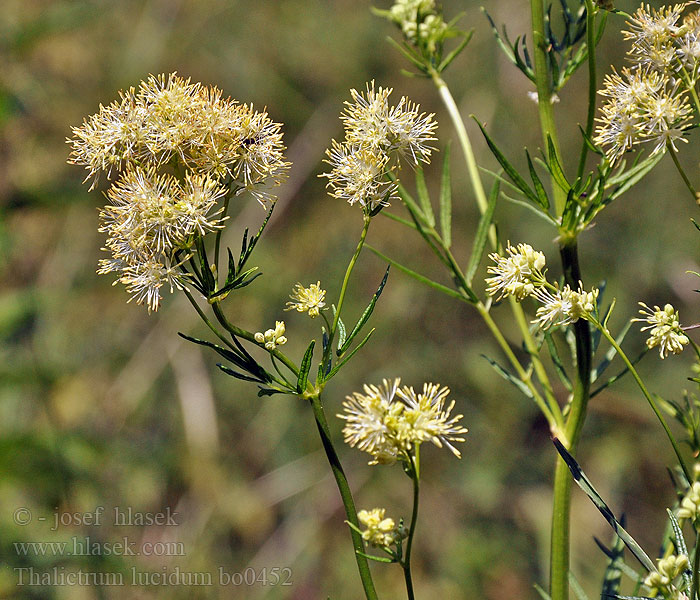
top-left (68, 73), bottom-right (290, 311)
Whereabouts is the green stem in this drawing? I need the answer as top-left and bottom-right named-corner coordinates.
top-left (309, 394), bottom-right (378, 600)
top-left (549, 242), bottom-right (593, 600)
top-left (323, 215), bottom-right (371, 371)
top-left (667, 143), bottom-right (697, 201)
top-left (530, 0), bottom-right (568, 216)
top-left (576, 0), bottom-right (597, 181)
top-left (476, 301), bottom-right (561, 430)
top-left (429, 69), bottom-right (495, 249)
top-left (596, 323), bottom-right (691, 482)
top-left (692, 531), bottom-right (700, 600)
top-left (402, 447), bottom-right (420, 600)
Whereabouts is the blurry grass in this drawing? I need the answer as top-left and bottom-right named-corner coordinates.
top-left (0, 0), bottom-right (697, 598)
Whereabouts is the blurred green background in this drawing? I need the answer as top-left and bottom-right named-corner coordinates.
top-left (2, 0), bottom-right (699, 598)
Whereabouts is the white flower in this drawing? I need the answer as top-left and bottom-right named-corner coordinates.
top-left (485, 243), bottom-right (546, 300)
top-left (357, 508), bottom-right (407, 548)
top-left (633, 302), bottom-right (689, 358)
top-left (285, 282), bottom-right (327, 318)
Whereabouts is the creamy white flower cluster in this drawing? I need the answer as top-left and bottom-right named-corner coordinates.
top-left (594, 4), bottom-right (700, 163)
top-left (486, 243), bottom-right (599, 330)
top-left (338, 378), bottom-right (467, 465)
top-left (321, 82), bottom-right (437, 212)
top-left (69, 73), bottom-right (290, 311)
top-left (633, 302), bottom-right (690, 358)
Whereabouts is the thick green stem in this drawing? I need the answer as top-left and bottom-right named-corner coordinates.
top-left (531, 0), bottom-right (568, 216)
top-left (550, 242), bottom-right (593, 600)
top-left (309, 395), bottom-right (378, 600)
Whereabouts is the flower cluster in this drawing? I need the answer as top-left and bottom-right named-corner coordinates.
top-left (321, 82), bottom-right (437, 212)
top-left (254, 321), bottom-right (288, 351)
top-left (643, 553), bottom-right (689, 599)
top-left (633, 302), bottom-right (689, 358)
top-left (485, 243), bottom-right (547, 301)
top-left (486, 243), bottom-right (599, 330)
top-left (338, 378), bottom-right (468, 465)
top-left (285, 282), bottom-right (327, 318)
top-left (377, 0), bottom-right (449, 56)
top-left (594, 4), bottom-right (699, 163)
top-left (677, 481), bottom-right (700, 522)
top-left (357, 508), bottom-right (407, 549)
top-left (69, 73), bottom-right (290, 311)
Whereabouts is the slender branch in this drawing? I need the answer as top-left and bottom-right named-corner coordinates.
top-left (427, 72), bottom-right (561, 429)
top-left (210, 301), bottom-right (300, 376)
top-left (309, 394), bottom-right (378, 600)
top-left (322, 215), bottom-right (372, 372)
top-left (667, 143), bottom-right (697, 201)
top-left (596, 322), bottom-right (691, 482)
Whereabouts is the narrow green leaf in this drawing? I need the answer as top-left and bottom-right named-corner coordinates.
top-left (226, 248), bottom-right (236, 284)
top-left (481, 355), bottom-right (534, 399)
top-left (692, 218), bottom-right (700, 232)
top-left (382, 211), bottom-right (418, 230)
top-left (568, 571), bottom-right (589, 600)
top-left (526, 149), bottom-right (550, 210)
top-left (474, 118), bottom-right (541, 206)
top-left (257, 387), bottom-right (286, 397)
top-left (466, 178), bottom-right (498, 285)
top-left (217, 364), bottom-right (266, 384)
top-left (326, 329), bottom-right (375, 381)
top-left (439, 143), bottom-right (452, 248)
top-left (667, 509), bottom-right (693, 590)
top-left (337, 318), bottom-right (347, 354)
top-left (367, 245), bottom-right (476, 303)
top-left (533, 583), bottom-right (551, 600)
top-left (608, 151), bottom-right (664, 201)
top-left (552, 438), bottom-right (656, 573)
top-left (339, 267), bottom-right (390, 355)
top-left (296, 340), bottom-right (315, 394)
top-left (499, 190), bottom-right (559, 225)
top-left (438, 29), bottom-right (474, 72)
top-left (415, 167), bottom-right (435, 227)
top-left (544, 333), bottom-right (573, 392)
top-left (239, 203), bottom-right (274, 269)
top-left (391, 173), bottom-right (429, 227)
top-left (546, 135), bottom-right (571, 193)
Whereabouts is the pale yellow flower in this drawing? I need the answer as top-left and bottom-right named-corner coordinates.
top-left (285, 282), bottom-right (327, 318)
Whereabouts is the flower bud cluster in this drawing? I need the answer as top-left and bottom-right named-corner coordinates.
top-left (357, 508), bottom-right (407, 549)
top-left (643, 553), bottom-right (689, 598)
top-left (678, 481), bottom-right (700, 521)
top-left (254, 321), bottom-right (288, 351)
